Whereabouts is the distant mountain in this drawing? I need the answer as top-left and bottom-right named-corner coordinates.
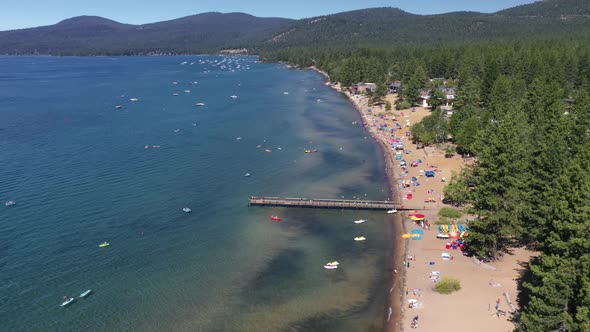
top-left (1, 1), bottom-right (590, 56)
top-left (496, 0), bottom-right (590, 17)
top-left (0, 13), bottom-right (292, 55)
top-left (260, 6), bottom-right (590, 50)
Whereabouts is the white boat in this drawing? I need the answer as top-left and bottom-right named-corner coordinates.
top-left (195, 103), bottom-right (205, 106)
top-left (244, 173), bottom-right (251, 177)
top-left (325, 261), bottom-right (339, 266)
top-left (236, 137), bottom-right (242, 140)
top-left (324, 264), bottom-right (338, 270)
top-left (5, 200), bottom-right (16, 206)
top-left (79, 290), bottom-right (92, 298)
top-left (129, 98), bottom-right (139, 102)
top-left (354, 219), bottom-right (367, 224)
top-left (61, 297), bottom-right (75, 307)
top-left (387, 209), bottom-right (397, 214)
top-left (182, 207), bottom-right (192, 213)
top-left (283, 92), bottom-right (289, 95)
top-left (115, 105), bottom-right (123, 109)
top-left (174, 129), bottom-right (181, 133)
top-left (230, 95), bottom-right (238, 99)
top-left (354, 236), bottom-right (366, 241)
top-left (172, 93), bottom-right (180, 96)
top-left (184, 90), bottom-right (191, 93)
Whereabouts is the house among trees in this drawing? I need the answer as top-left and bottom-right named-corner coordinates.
top-left (418, 89), bottom-right (430, 108)
top-left (439, 86), bottom-right (456, 107)
top-left (388, 80), bottom-right (402, 93)
top-left (348, 82), bottom-right (377, 94)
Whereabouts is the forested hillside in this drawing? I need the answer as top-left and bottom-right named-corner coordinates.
top-left (2, 0), bottom-right (590, 55)
top-left (0, 13), bottom-right (292, 55)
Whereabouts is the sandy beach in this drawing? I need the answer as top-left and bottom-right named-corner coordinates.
top-left (322, 77), bottom-right (535, 332)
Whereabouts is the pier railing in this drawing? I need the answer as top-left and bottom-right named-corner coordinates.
top-left (248, 196), bottom-right (409, 210)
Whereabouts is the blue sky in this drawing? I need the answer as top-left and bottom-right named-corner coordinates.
top-left (1, 0), bottom-right (537, 31)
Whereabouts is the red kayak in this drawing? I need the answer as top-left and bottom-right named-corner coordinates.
top-left (270, 216), bottom-right (283, 221)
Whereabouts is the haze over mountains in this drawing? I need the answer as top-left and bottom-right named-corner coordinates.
top-left (0, 0), bottom-right (588, 55)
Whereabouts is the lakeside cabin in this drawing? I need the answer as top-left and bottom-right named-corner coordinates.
top-left (349, 82), bottom-right (377, 94)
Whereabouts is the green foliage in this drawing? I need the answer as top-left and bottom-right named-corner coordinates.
top-left (438, 207), bottom-right (463, 219)
top-left (411, 109), bottom-right (450, 145)
top-left (434, 277), bottom-right (462, 294)
top-left (395, 99), bottom-right (411, 110)
top-left (443, 171), bottom-right (472, 207)
top-left (385, 100), bottom-right (392, 111)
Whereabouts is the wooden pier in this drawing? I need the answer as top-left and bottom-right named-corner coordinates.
top-left (248, 196), bottom-right (409, 211)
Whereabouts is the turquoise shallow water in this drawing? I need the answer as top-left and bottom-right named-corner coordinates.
top-left (0, 56), bottom-right (396, 331)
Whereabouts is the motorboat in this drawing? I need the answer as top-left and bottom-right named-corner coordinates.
top-left (387, 209), bottom-right (397, 214)
top-left (182, 207), bottom-right (192, 213)
top-left (265, 149), bottom-right (272, 153)
top-left (354, 236), bottom-right (366, 241)
top-left (324, 261), bottom-right (339, 269)
top-left (174, 129), bottom-right (181, 133)
top-left (5, 200), bottom-right (16, 206)
top-left (270, 216), bottom-right (283, 221)
top-left (172, 93), bottom-right (180, 96)
top-left (354, 219), bottom-right (367, 224)
top-left (98, 242), bottom-right (110, 248)
top-left (236, 137), bottom-right (242, 140)
top-left (195, 103), bottom-right (205, 106)
top-left (184, 90), bottom-right (191, 93)
top-left (79, 290), bottom-right (92, 298)
top-left (230, 95), bottom-right (238, 99)
top-left (283, 92), bottom-right (289, 95)
top-left (61, 297), bottom-right (75, 307)
top-left (129, 98), bottom-right (139, 102)
top-left (244, 173), bottom-right (251, 177)
top-left (115, 105), bottom-right (123, 109)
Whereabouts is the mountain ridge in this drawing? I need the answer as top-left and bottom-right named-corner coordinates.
top-left (1, 0), bottom-right (589, 55)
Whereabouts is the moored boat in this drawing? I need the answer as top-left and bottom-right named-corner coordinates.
top-left (387, 209), bottom-right (397, 214)
top-left (354, 236), bottom-right (366, 241)
top-left (324, 264), bottom-right (338, 269)
top-left (61, 296), bottom-right (75, 307)
top-left (354, 219), bottom-right (367, 224)
top-left (79, 290), bottom-right (92, 298)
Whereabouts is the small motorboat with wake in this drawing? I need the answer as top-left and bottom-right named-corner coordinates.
top-left (270, 216), bottom-right (283, 221)
top-left (61, 296), bottom-right (75, 307)
top-left (195, 102), bottom-right (205, 106)
top-left (79, 289), bottom-right (92, 298)
top-left (99, 242), bottom-right (110, 248)
top-left (244, 173), bottom-right (251, 177)
top-left (354, 236), bottom-right (366, 241)
top-left (5, 200), bottom-right (16, 206)
top-left (182, 207), bottom-right (192, 213)
top-left (354, 219), bottom-right (367, 224)
top-left (387, 209), bottom-right (397, 214)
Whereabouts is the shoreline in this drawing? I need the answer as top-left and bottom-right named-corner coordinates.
top-left (311, 67), bottom-right (404, 331)
top-left (310, 67), bottom-right (535, 332)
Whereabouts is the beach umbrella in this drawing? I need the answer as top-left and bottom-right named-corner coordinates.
top-left (408, 213), bottom-right (426, 219)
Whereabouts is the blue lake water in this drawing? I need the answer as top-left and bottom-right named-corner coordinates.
top-left (0, 56), bottom-right (396, 331)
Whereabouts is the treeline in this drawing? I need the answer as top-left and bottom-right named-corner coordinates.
top-left (264, 38), bottom-right (590, 330)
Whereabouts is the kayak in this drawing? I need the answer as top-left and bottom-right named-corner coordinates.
top-left (270, 216), bottom-right (283, 221)
top-left (354, 219), bottom-right (367, 224)
top-left (79, 290), bottom-right (92, 298)
top-left (98, 242), bottom-right (110, 248)
top-left (61, 297), bottom-right (75, 307)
